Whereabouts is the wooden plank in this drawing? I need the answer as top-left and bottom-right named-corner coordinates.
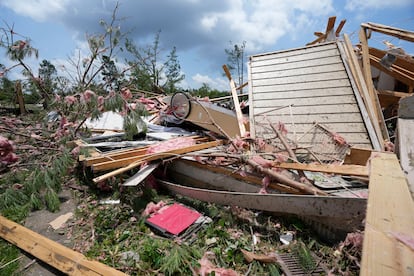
top-left (343, 34), bottom-right (384, 150)
top-left (369, 47), bottom-right (414, 77)
top-left (0, 215), bottom-right (126, 276)
top-left (223, 64), bottom-right (246, 137)
top-left (337, 41), bottom-right (380, 150)
top-left (370, 56), bottom-right (414, 87)
top-left (92, 140), bottom-right (222, 172)
top-left (250, 56), bottom-right (342, 73)
top-left (359, 28), bottom-right (390, 141)
top-left (360, 152), bottom-right (414, 275)
top-left (251, 79), bottom-right (352, 93)
top-left (335, 19), bottom-right (346, 37)
top-left (275, 162), bottom-right (368, 177)
top-left (92, 140), bottom-right (223, 182)
top-left (361, 22), bottom-right (414, 42)
top-left (325, 16), bottom-right (336, 36)
top-left (378, 90), bottom-right (413, 99)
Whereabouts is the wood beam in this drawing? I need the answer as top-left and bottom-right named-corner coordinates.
top-left (359, 28), bottom-right (390, 141)
top-left (369, 47), bottom-right (414, 74)
top-left (360, 152), bottom-right (414, 275)
top-left (370, 56), bottom-right (414, 87)
top-left (335, 19), bottom-right (346, 37)
top-left (0, 215), bottom-right (126, 276)
top-left (275, 162), bottom-right (368, 177)
top-left (223, 64), bottom-right (246, 137)
top-left (92, 140), bottom-right (223, 182)
top-left (343, 34), bottom-right (384, 150)
top-left (361, 22), bottom-right (414, 42)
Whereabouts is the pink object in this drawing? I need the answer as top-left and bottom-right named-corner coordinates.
top-left (146, 203), bottom-right (201, 235)
top-left (146, 137), bottom-right (195, 154)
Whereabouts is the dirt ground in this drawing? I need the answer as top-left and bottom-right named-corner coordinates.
top-left (19, 189), bottom-right (76, 276)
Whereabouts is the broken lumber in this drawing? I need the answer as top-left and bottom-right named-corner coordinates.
top-left (343, 34), bottom-right (384, 150)
top-left (0, 215), bottom-right (126, 276)
top-left (223, 64), bottom-right (246, 137)
top-left (361, 22), bottom-right (414, 42)
top-left (92, 140), bottom-right (221, 172)
top-left (359, 27), bottom-right (390, 142)
top-left (93, 140), bottom-right (223, 182)
top-left (245, 158), bottom-right (328, 196)
top-left (275, 162), bottom-right (368, 177)
top-left (360, 153), bottom-right (414, 275)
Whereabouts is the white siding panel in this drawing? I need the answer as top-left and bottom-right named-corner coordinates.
top-left (249, 42), bottom-right (373, 152)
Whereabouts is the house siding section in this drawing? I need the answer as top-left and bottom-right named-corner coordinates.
top-left (248, 42), bottom-right (373, 150)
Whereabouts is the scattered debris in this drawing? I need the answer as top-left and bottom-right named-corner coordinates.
top-left (49, 212), bottom-right (73, 230)
top-left (1, 16), bottom-right (413, 276)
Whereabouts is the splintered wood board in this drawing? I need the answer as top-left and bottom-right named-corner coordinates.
top-left (92, 140), bottom-right (222, 171)
top-left (275, 162), bottom-right (368, 177)
top-left (360, 153), bottom-right (414, 275)
top-left (0, 215), bottom-right (126, 276)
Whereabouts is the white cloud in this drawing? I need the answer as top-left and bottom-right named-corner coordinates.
top-left (192, 73), bottom-right (229, 91)
top-left (196, 0), bottom-right (335, 52)
top-left (345, 0), bottom-right (413, 10)
top-left (0, 0), bottom-right (71, 21)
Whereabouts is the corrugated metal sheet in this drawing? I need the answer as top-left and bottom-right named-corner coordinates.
top-left (248, 42), bottom-right (374, 160)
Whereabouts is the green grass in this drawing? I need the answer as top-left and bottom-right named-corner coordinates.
top-left (0, 240), bottom-right (20, 276)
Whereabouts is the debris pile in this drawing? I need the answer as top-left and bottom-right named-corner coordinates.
top-left (0, 17), bottom-right (413, 276)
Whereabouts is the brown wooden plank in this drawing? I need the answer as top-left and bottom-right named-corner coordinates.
top-left (361, 22), bottom-right (414, 42)
top-left (92, 140), bottom-right (222, 171)
top-left (370, 56), bottom-right (414, 87)
top-left (360, 152), bottom-right (414, 275)
top-left (369, 47), bottom-right (414, 77)
top-left (0, 215), bottom-right (126, 276)
top-left (335, 19), bottom-right (346, 37)
top-left (359, 28), bottom-right (390, 142)
top-left (275, 162), bottom-right (368, 177)
top-left (84, 136), bottom-right (207, 166)
top-left (92, 140), bottom-right (223, 182)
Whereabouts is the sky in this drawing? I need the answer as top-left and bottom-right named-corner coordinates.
top-left (0, 0), bottom-right (413, 91)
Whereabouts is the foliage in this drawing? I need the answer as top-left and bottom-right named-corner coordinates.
top-left (188, 83), bottom-right (228, 99)
top-left (225, 41), bottom-right (247, 92)
top-left (0, 240), bottom-right (20, 276)
top-left (126, 30), bottom-right (185, 94)
top-left (0, 148), bottom-right (75, 216)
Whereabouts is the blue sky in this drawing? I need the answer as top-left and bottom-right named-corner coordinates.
top-left (0, 0), bottom-right (413, 91)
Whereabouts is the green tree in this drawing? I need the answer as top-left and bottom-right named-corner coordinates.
top-left (126, 30), bottom-right (184, 94)
top-left (0, 75), bottom-right (15, 103)
top-left (225, 41), bottom-right (246, 92)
